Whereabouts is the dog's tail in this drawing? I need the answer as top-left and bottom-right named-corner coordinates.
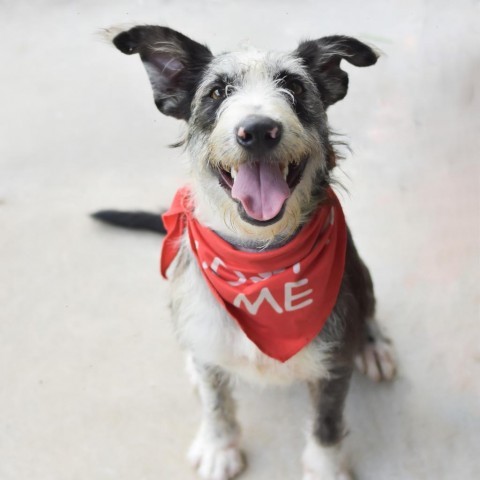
top-left (91, 210), bottom-right (166, 234)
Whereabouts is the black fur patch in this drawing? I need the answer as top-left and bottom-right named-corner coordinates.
top-left (113, 26), bottom-right (213, 120)
top-left (295, 36), bottom-right (377, 108)
top-left (193, 77), bottom-right (234, 132)
top-left (274, 70), bottom-right (320, 126)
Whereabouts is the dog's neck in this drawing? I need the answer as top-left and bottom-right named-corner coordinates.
top-left (215, 228), bottom-right (302, 252)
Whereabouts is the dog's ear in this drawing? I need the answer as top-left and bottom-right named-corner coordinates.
top-left (112, 26), bottom-right (213, 120)
top-left (295, 36), bottom-right (378, 108)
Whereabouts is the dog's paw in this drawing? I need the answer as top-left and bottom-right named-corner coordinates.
top-left (302, 440), bottom-right (352, 480)
top-left (355, 334), bottom-right (396, 382)
top-left (188, 434), bottom-right (245, 480)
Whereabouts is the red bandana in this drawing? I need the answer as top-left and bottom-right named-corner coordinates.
top-left (160, 186), bottom-right (347, 362)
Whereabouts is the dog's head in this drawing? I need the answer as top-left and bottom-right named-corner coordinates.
top-left (111, 26), bottom-right (377, 245)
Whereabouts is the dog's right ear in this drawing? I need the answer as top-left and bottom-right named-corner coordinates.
top-left (111, 26), bottom-right (213, 120)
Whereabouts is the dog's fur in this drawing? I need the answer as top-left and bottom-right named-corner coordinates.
top-left (94, 26), bottom-right (396, 480)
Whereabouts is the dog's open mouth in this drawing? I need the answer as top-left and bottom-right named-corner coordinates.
top-left (217, 158), bottom-right (307, 225)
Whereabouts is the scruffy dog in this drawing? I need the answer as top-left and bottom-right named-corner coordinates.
top-left (94, 26), bottom-right (396, 480)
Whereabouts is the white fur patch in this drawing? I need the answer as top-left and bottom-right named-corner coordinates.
top-left (302, 437), bottom-right (351, 480)
top-left (185, 352), bottom-right (200, 390)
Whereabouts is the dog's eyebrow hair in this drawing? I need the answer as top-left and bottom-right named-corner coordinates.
top-left (273, 69), bottom-right (304, 82)
top-left (220, 73), bottom-right (237, 83)
top-left (208, 73), bottom-right (242, 87)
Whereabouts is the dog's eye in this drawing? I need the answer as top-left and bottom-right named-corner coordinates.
top-left (287, 80), bottom-right (304, 96)
top-left (210, 87), bottom-right (226, 100)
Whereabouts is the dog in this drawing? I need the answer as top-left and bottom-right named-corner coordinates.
top-left (93, 25), bottom-right (396, 480)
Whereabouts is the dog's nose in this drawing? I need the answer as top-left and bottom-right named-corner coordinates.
top-left (235, 115), bottom-right (282, 151)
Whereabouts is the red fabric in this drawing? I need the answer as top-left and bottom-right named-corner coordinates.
top-left (161, 186), bottom-right (347, 362)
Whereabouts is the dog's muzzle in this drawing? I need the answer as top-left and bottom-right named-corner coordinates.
top-left (216, 115), bottom-right (308, 226)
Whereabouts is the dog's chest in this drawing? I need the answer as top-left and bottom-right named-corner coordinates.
top-left (168, 246), bottom-right (330, 386)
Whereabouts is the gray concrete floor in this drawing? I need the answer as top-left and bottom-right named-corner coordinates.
top-left (1, 1), bottom-right (479, 479)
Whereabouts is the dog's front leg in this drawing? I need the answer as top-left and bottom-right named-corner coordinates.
top-left (187, 358), bottom-right (245, 480)
top-left (303, 366), bottom-right (353, 480)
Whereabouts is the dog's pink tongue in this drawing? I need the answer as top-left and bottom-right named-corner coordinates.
top-left (231, 162), bottom-right (289, 221)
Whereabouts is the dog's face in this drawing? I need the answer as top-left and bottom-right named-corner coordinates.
top-left (112, 26), bottom-right (377, 245)
top-left (188, 50), bottom-right (327, 244)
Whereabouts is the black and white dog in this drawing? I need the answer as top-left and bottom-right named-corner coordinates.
top-left (94, 25), bottom-right (396, 480)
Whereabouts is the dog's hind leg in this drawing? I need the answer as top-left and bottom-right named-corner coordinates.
top-left (303, 366), bottom-right (353, 480)
top-left (354, 318), bottom-right (396, 382)
top-left (187, 358), bottom-right (245, 480)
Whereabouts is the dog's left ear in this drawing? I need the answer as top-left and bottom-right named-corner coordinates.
top-left (295, 36), bottom-right (378, 108)
top-left (112, 25), bottom-right (213, 120)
